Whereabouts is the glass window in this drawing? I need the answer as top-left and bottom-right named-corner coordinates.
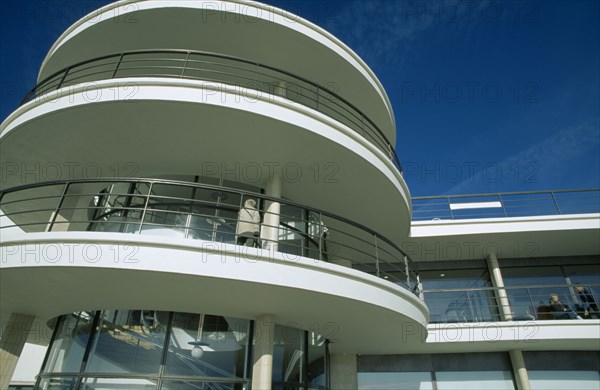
top-left (165, 313), bottom-right (249, 379)
top-left (84, 310), bottom-right (168, 374)
top-left (272, 325), bottom-right (304, 386)
top-left (435, 371), bottom-right (514, 389)
top-left (420, 268), bottom-right (498, 323)
top-left (358, 372), bottom-right (433, 389)
top-left (529, 371), bottom-right (600, 390)
top-left (307, 332), bottom-right (326, 388)
top-left (80, 377), bottom-right (158, 390)
top-left (42, 312), bottom-right (94, 373)
top-left (160, 381), bottom-right (245, 390)
top-left (37, 377), bottom-right (79, 390)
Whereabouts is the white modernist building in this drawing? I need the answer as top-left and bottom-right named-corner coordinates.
top-left (0, 1), bottom-right (598, 390)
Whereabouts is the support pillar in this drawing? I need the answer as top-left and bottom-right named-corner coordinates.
top-left (509, 349), bottom-right (531, 390)
top-left (487, 251), bottom-right (512, 321)
top-left (329, 354), bottom-right (358, 390)
top-left (261, 174), bottom-right (282, 252)
top-left (252, 314), bottom-right (274, 390)
top-left (0, 313), bottom-right (35, 389)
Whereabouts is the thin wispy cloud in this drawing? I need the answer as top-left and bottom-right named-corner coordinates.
top-left (323, 0), bottom-right (490, 67)
top-left (442, 118), bottom-right (600, 195)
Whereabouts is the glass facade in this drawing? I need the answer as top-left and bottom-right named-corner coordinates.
top-left (36, 311), bottom-right (328, 390)
top-left (419, 258), bottom-right (600, 322)
top-left (358, 353), bottom-right (515, 390)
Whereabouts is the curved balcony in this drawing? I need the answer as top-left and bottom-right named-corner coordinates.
top-left (0, 178), bottom-right (419, 293)
top-left (21, 49), bottom-right (402, 172)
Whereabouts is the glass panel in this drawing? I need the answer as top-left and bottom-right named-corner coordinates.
top-left (70, 182), bottom-right (145, 233)
top-left (42, 312), bottom-right (94, 373)
top-left (529, 371), bottom-right (600, 390)
top-left (80, 377), bottom-right (157, 390)
top-left (435, 371), bottom-right (515, 390)
top-left (272, 325), bottom-right (304, 385)
top-left (0, 184), bottom-right (64, 233)
top-left (160, 381), bottom-right (245, 390)
top-left (421, 269), bottom-right (498, 322)
top-left (37, 377), bottom-right (79, 390)
top-left (84, 310), bottom-right (167, 374)
top-left (278, 205), bottom-right (307, 258)
top-left (358, 372), bottom-right (434, 389)
top-left (307, 332), bottom-right (326, 388)
top-left (165, 313), bottom-right (249, 379)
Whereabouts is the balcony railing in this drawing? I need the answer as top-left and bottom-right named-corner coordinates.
top-left (21, 49), bottom-right (402, 172)
top-left (0, 178), bottom-right (420, 296)
top-left (424, 283), bottom-right (600, 323)
top-left (412, 188), bottom-right (600, 221)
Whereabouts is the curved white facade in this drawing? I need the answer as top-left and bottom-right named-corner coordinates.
top-left (0, 1), bottom-right (427, 389)
top-left (2, 1), bottom-right (599, 389)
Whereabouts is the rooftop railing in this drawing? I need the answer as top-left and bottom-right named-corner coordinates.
top-left (412, 188), bottom-right (600, 221)
top-left (0, 178), bottom-right (420, 296)
top-left (21, 49), bottom-right (402, 172)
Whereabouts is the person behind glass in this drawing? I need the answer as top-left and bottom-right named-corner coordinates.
top-left (576, 283), bottom-right (599, 319)
top-left (236, 198), bottom-right (260, 247)
top-left (549, 293), bottom-right (580, 319)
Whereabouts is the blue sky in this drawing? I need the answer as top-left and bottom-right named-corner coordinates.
top-left (1, 0), bottom-right (599, 196)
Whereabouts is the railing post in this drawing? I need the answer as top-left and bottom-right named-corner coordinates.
top-left (181, 52), bottom-right (191, 78)
top-left (498, 194), bottom-right (508, 217)
top-left (112, 53), bottom-right (125, 78)
top-left (550, 191), bottom-right (561, 214)
top-left (318, 212), bottom-right (324, 261)
top-left (404, 255), bottom-right (410, 288)
top-left (374, 234), bottom-right (380, 278)
top-left (448, 197), bottom-right (455, 219)
top-left (47, 182), bottom-right (70, 232)
top-left (56, 67), bottom-right (71, 90)
top-left (137, 181), bottom-right (153, 234)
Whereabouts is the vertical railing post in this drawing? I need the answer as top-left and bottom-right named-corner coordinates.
top-left (448, 197), bottom-right (455, 219)
top-left (47, 182), bottom-right (70, 232)
top-left (550, 191), bottom-right (561, 214)
top-left (181, 51), bottom-right (191, 78)
top-left (137, 181), bottom-right (153, 234)
top-left (374, 234), bottom-right (380, 278)
top-left (404, 255), bottom-right (410, 289)
top-left (112, 53), bottom-right (125, 78)
top-left (56, 67), bottom-right (71, 90)
top-left (318, 212), bottom-right (324, 262)
top-left (498, 194), bottom-right (508, 217)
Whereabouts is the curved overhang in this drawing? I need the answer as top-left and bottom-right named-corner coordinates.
top-left (38, 0), bottom-right (396, 143)
top-left (0, 78), bottom-right (411, 240)
top-left (410, 321), bottom-right (600, 354)
top-left (406, 213), bottom-right (600, 261)
top-left (0, 232), bottom-right (429, 354)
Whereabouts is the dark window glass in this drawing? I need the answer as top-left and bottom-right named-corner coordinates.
top-left (42, 312), bottom-right (94, 373)
top-left (84, 310), bottom-right (168, 374)
top-left (165, 313), bottom-right (249, 379)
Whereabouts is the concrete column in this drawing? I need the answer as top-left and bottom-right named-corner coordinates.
top-left (487, 251), bottom-right (513, 321)
top-left (261, 174), bottom-right (282, 252)
top-left (509, 349), bottom-right (531, 390)
top-left (252, 314), bottom-right (274, 390)
top-left (0, 313), bottom-right (35, 389)
top-left (329, 354), bottom-right (358, 390)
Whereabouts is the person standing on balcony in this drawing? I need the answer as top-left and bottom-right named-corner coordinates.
top-left (575, 284), bottom-right (599, 319)
top-left (549, 293), bottom-right (581, 319)
top-left (236, 198), bottom-right (260, 247)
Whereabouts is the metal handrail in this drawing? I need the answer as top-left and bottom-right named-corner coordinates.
top-left (423, 283), bottom-right (600, 323)
top-left (20, 49), bottom-right (402, 172)
top-left (412, 188), bottom-right (600, 221)
top-left (0, 178), bottom-right (419, 296)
